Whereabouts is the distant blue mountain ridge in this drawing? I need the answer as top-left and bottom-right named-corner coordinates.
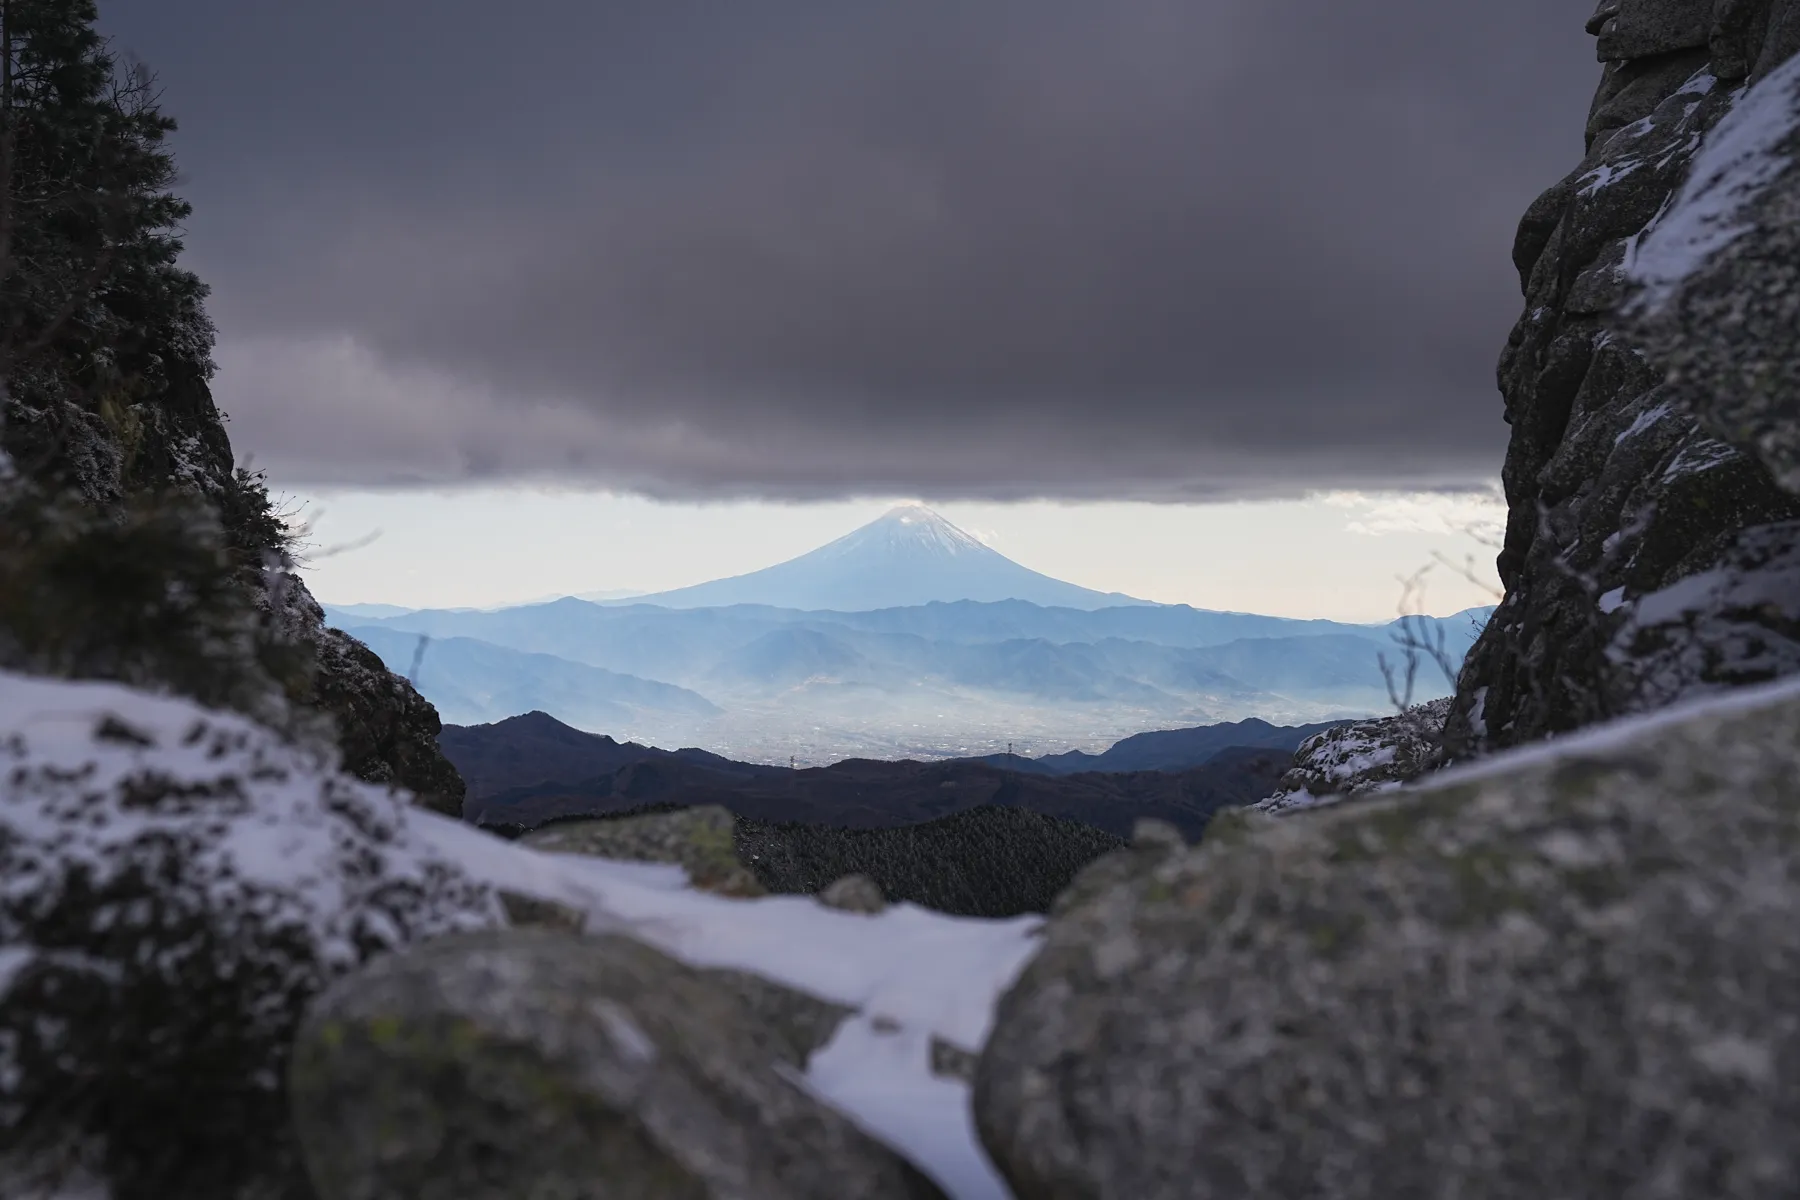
top-left (347, 626), bottom-right (721, 730)
top-left (326, 504), bottom-right (1492, 760)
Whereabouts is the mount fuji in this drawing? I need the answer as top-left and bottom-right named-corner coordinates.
top-left (614, 503), bottom-right (1154, 612)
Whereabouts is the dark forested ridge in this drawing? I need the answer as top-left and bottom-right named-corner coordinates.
top-left (464, 734), bottom-right (1292, 842)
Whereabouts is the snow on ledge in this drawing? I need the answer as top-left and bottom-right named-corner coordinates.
top-left (1626, 54), bottom-right (1800, 312)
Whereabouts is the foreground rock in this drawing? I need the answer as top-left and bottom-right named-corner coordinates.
top-left (292, 928), bottom-right (947, 1200)
top-left (0, 672), bottom-right (504, 1199)
top-left (1048, 818), bottom-right (1186, 918)
top-left (976, 680), bottom-right (1800, 1200)
top-left (818, 873), bottom-right (888, 913)
top-left (522, 804), bottom-right (765, 896)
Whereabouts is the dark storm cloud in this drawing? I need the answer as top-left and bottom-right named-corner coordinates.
top-left (101, 0), bottom-right (1599, 499)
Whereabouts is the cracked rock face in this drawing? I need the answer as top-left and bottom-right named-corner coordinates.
top-left (1448, 0), bottom-right (1800, 757)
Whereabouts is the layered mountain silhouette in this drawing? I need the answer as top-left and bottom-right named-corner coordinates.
top-left (444, 710), bottom-right (1298, 840)
top-left (614, 503), bottom-right (1152, 611)
top-left (438, 710), bottom-right (775, 799)
top-left (349, 626), bottom-right (719, 730)
top-left (335, 598), bottom-right (1491, 761)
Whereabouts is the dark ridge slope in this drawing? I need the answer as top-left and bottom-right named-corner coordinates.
top-left (966, 716), bottom-right (1345, 775)
top-left (440, 710), bottom-right (776, 800)
top-left (468, 748), bottom-right (1291, 842)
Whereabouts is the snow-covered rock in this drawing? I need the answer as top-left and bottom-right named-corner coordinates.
top-left (0, 671), bottom-right (1044, 1200)
top-left (1604, 518), bottom-right (1800, 712)
top-left (1625, 47), bottom-right (1800, 491)
top-left (1253, 697), bottom-right (1449, 814)
top-left (0, 671), bottom-right (506, 1197)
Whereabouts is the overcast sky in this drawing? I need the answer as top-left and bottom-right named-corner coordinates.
top-left (99, 0), bottom-right (1599, 502)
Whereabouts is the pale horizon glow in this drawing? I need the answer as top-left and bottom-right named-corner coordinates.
top-left (285, 484), bottom-right (1505, 623)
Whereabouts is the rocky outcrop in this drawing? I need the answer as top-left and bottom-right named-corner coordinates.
top-left (304, 617), bottom-right (467, 815)
top-left (0, 88), bottom-right (464, 812)
top-left (1447, 0), bottom-right (1800, 755)
top-left (291, 929), bottom-right (945, 1200)
top-left (4, 371), bottom-right (467, 814)
top-left (975, 677), bottom-right (1800, 1200)
top-left (818, 873), bottom-right (889, 913)
top-left (1253, 697), bottom-right (1451, 811)
top-left (0, 671), bottom-right (503, 1200)
top-left (968, 16), bottom-right (1800, 1195)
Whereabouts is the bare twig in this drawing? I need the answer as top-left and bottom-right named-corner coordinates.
top-left (1428, 548), bottom-right (1505, 601)
top-left (407, 634), bottom-right (430, 686)
top-left (1378, 564), bottom-right (1465, 714)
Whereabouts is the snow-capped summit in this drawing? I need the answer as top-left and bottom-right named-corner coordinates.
top-left (812, 503), bottom-right (989, 562)
top-left (617, 504), bottom-right (1153, 612)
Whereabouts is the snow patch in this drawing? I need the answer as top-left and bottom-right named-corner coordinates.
top-left (1614, 401), bottom-right (1672, 446)
top-left (0, 948), bottom-right (32, 997)
top-left (1579, 158), bottom-right (1644, 196)
top-left (805, 1017), bottom-right (1012, 1200)
top-left (1661, 438), bottom-right (1743, 482)
top-left (1598, 587), bottom-right (1628, 615)
top-left (1468, 686), bottom-right (1490, 739)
